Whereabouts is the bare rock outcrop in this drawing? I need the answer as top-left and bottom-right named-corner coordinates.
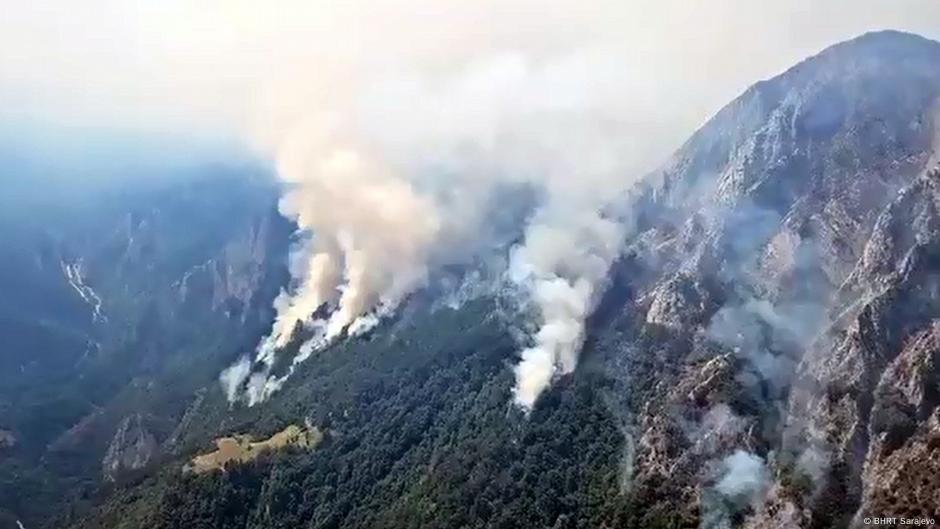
top-left (102, 413), bottom-right (157, 481)
top-left (614, 31), bottom-right (940, 528)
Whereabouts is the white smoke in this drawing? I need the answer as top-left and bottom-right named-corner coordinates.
top-left (715, 450), bottom-right (770, 501)
top-left (362, 52), bottom-right (640, 409)
top-left (701, 450), bottom-right (772, 529)
top-left (157, 2), bottom-right (926, 408)
top-left (271, 137), bottom-right (441, 345)
top-left (509, 208), bottom-right (624, 409)
top-left (219, 356), bottom-right (251, 403)
top-left (222, 47), bottom-right (644, 405)
top-left (5, 1), bottom-right (939, 407)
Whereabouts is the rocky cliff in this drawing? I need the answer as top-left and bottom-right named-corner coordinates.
top-left (102, 414), bottom-right (157, 481)
top-left (608, 30), bottom-right (940, 527)
top-left (0, 172), bottom-right (292, 528)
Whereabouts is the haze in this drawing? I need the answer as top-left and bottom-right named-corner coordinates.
top-left (2, 0), bottom-right (938, 169)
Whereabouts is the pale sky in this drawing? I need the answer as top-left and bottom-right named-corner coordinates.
top-left (1, 0), bottom-right (939, 167)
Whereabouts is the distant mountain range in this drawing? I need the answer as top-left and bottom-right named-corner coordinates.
top-left (2, 30), bottom-right (939, 529)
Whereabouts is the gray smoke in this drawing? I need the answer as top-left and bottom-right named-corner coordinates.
top-left (700, 450), bottom-right (771, 529)
top-left (219, 356), bottom-right (251, 403)
top-left (715, 450), bottom-right (770, 500)
top-left (706, 298), bottom-right (825, 393)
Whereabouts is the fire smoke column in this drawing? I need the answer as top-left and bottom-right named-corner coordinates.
top-left (268, 134), bottom-right (441, 354)
top-left (320, 196), bottom-right (438, 340)
top-left (222, 48), bottom-right (645, 406)
top-left (270, 251), bottom-right (341, 348)
top-left (220, 111), bottom-right (442, 404)
top-left (509, 205), bottom-right (623, 410)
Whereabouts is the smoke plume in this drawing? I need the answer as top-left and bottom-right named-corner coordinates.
top-left (271, 135), bottom-right (441, 344)
top-left (700, 450), bottom-right (771, 529)
top-left (219, 356), bottom-right (251, 403)
top-left (9, 1), bottom-right (933, 407)
top-left (715, 450), bottom-right (770, 501)
top-left (220, 45), bottom-right (648, 405)
top-left (509, 208), bottom-right (624, 408)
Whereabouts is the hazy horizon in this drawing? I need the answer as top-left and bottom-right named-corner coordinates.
top-left (2, 1), bottom-right (940, 174)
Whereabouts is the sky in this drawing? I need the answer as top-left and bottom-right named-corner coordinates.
top-left (1, 0), bottom-right (939, 168)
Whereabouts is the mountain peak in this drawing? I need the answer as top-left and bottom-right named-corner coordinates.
top-left (793, 29), bottom-right (940, 77)
top-left (651, 29), bottom-right (940, 216)
top-left (771, 29), bottom-right (940, 95)
top-left (832, 29), bottom-right (940, 52)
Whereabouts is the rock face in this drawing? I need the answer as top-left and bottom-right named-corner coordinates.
top-left (860, 325), bottom-right (940, 522)
top-left (0, 173), bottom-right (292, 528)
top-left (608, 31), bottom-right (940, 527)
top-left (102, 414), bottom-right (157, 481)
top-left (174, 211), bottom-right (273, 320)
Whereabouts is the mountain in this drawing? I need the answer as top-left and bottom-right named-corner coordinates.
top-left (4, 30), bottom-right (940, 529)
top-left (616, 29), bottom-right (940, 527)
top-left (0, 169), bottom-right (292, 528)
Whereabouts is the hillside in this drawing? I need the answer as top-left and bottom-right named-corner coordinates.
top-left (0, 170), bottom-right (292, 528)
top-left (4, 30), bottom-right (940, 529)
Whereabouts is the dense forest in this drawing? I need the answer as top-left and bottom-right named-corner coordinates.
top-left (71, 294), bottom-right (674, 529)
